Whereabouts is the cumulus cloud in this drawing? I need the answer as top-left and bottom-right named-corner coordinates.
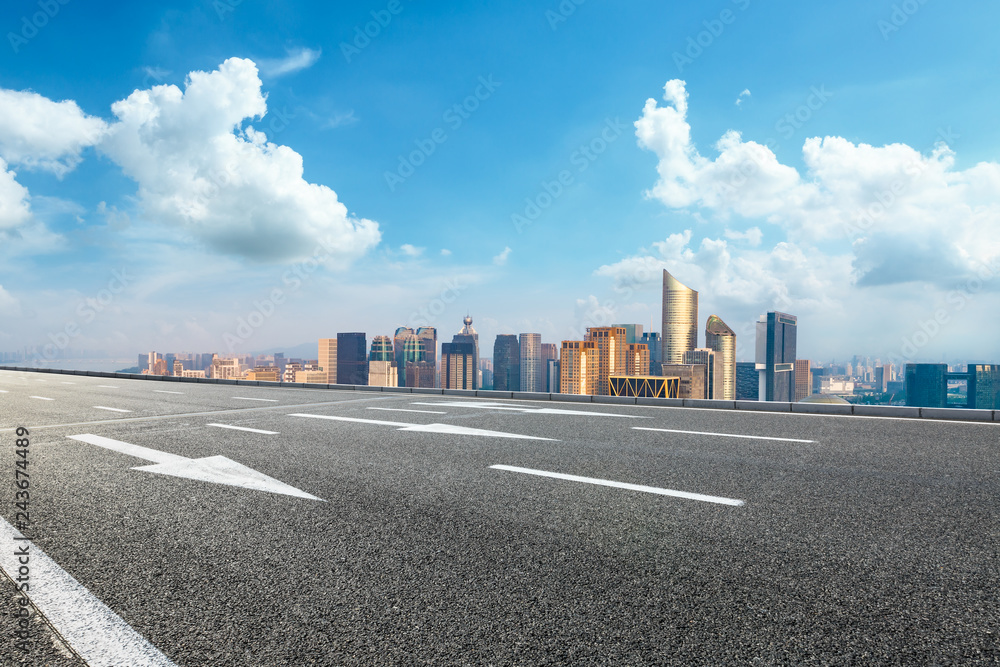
top-left (724, 226), bottom-right (762, 246)
top-left (258, 47), bottom-right (321, 78)
top-left (440, 248), bottom-right (452, 256)
top-left (634, 79), bottom-right (1000, 288)
top-left (99, 57), bottom-right (380, 264)
top-left (400, 244), bottom-right (424, 257)
top-left (493, 246), bottom-right (512, 266)
top-left (0, 285), bottom-right (20, 316)
top-left (0, 159), bottom-right (31, 230)
top-left (0, 89), bottom-right (107, 177)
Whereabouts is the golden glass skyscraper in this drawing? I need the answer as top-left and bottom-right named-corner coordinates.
top-left (661, 270), bottom-right (698, 365)
top-left (705, 315), bottom-right (736, 400)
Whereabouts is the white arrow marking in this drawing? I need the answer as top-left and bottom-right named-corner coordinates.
top-left (67, 434), bottom-right (322, 501)
top-left (289, 413), bottom-right (557, 441)
top-left (491, 465), bottom-right (745, 506)
top-left (412, 401), bottom-right (647, 418)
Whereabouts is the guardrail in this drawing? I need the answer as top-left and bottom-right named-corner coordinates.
top-left (1, 365), bottom-right (997, 423)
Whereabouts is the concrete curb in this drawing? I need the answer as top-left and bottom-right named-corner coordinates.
top-left (0, 365), bottom-right (996, 424)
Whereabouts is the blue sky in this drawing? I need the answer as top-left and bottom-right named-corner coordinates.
top-left (2, 0), bottom-right (999, 367)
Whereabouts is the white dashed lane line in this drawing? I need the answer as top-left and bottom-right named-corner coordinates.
top-left (368, 407), bottom-right (447, 415)
top-left (29, 396), bottom-right (54, 401)
top-left (207, 423), bottom-right (279, 435)
top-left (232, 397), bottom-right (279, 402)
top-left (632, 427), bottom-right (815, 443)
top-left (153, 390), bottom-right (184, 395)
top-left (93, 406), bottom-right (132, 413)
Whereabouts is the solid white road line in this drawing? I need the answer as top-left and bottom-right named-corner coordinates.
top-left (368, 407), bottom-right (447, 415)
top-left (413, 401), bottom-right (646, 418)
top-left (633, 427), bottom-right (815, 443)
top-left (0, 516), bottom-right (177, 667)
top-left (289, 413), bottom-right (557, 441)
top-left (29, 396), bottom-right (54, 401)
top-left (98, 385), bottom-right (119, 389)
top-left (491, 465), bottom-right (745, 506)
top-left (207, 423), bottom-right (279, 435)
top-left (153, 390), bottom-right (183, 395)
top-left (232, 397), bottom-right (279, 402)
top-left (93, 406), bottom-right (132, 413)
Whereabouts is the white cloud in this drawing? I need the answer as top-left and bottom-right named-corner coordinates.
top-left (724, 226), bottom-right (762, 246)
top-left (0, 285), bottom-right (20, 317)
top-left (493, 246), bottom-right (512, 266)
top-left (0, 159), bottom-right (31, 230)
top-left (324, 110), bottom-right (358, 129)
top-left (440, 249), bottom-right (452, 256)
top-left (0, 89), bottom-right (107, 177)
top-left (400, 244), bottom-right (424, 257)
top-left (634, 79), bottom-right (1000, 289)
top-left (99, 57), bottom-right (380, 264)
top-left (735, 89), bottom-right (751, 107)
top-left (258, 47), bottom-right (321, 78)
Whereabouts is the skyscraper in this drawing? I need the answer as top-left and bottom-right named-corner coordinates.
top-left (336, 332), bottom-right (368, 385)
top-left (661, 270), bottom-right (698, 364)
top-left (640, 332), bottom-right (662, 375)
top-left (905, 363), bottom-right (947, 408)
top-left (318, 338), bottom-right (337, 384)
top-left (755, 311), bottom-right (797, 402)
top-left (705, 315), bottom-right (736, 400)
top-left (519, 333), bottom-right (543, 392)
top-left (442, 342), bottom-right (476, 389)
top-left (736, 361), bottom-right (758, 400)
top-left (968, 364), bottom-right (1000, 410)
top-left (559, 340), bottom-right (598, 395)
top-left (493, 335), bottom-right (520, 392)
top-left (416, 327), bottom-right (438, 384)
top-left (794, 359), bottom-right (812, 401)
top-left (451, 316), bottom-right (479, 390)
top-left (368, 335), bottom-right (398, 387)
top-left (540, 343), bottom-right (558, 391)
top-left (588, 327), bottom-right (629, 395)
top-left (684, 348), bottom-right (717, 399)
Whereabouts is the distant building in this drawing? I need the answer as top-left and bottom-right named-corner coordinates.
top-left (560, 340), bottom-right (598, 395)
top-left (540, 343), bottom-right (558, 391)
top-left (794, 359), bottom-right (812, 401)
top-left (660, 363), bottom-right (708, 399)
top-left (442, 342), bottom-right (476, 389)
top-left (416, 327), bottom-right (438, 385)
top-left (451, 317), bottom-right (480, 389)
top-left (211, 355), bottom-right (241, 380)
top-left (520, 333), bottom-right (543, 392)
top-left (294, 370), bottom-right (328, 383)
top-left (246, 367), bottom-right (280, 382)
top-left (480, 359), bottom-right (494, 390)
top-left (613, 324), bottom-right (644, 345)
top-left (493, 335), bottom-right (520, 392)
top-left (180, 370), bottom-right (206, 379)
top-left (684, 348), bottom-right (718, 399)
top-left (968, 364), bottom-right (1000, 410)
top-left (318, 338), bottom-right (337, 385)
top-left (640, 332), bottom-right (662, 374)
top-left (369, 335), bottom-right (398, 387)
top-left (736, 361), bottom-right (758, 400)
top-left (394, 328), bottom-right (434, 388)
top-left (546, 359), bottom-right (560, 394)
top-left (337, 333), bottom-right (368, 386)
top-left (905, 363), bottom-right (948, 408)
top-left (662, 270), bottom-right (698, 364)
top-left (756, 311), bottom-right (797, 402)
top-left (705, 315), bottom-right (736, 400)
top-left (587, 327), bottom-right (629, 395)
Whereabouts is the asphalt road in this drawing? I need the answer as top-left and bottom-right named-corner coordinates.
top-left (0, 369), bottom-right (998, 666)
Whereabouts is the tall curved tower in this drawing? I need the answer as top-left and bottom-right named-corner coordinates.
top-left (705, 315), bottom-right (736, 400)
top-left (661, 270), bottom-right (698, 365)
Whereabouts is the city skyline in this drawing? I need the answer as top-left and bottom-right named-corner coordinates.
top-left (2, 2), bottom-right (1000, 370)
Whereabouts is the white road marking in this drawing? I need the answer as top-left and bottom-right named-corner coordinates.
top-left (412, 401), bottom-right (646, 418)
top-left (207, 423), bottom-right (279, 435)
top-left (61, 381), bottom-right (76, 384)
top-left (0, 389), bottom-right (7, 393)
top-left (98, 385), bottom-right (119, 389)
top-left (289, 413), bottom-right (557, 441)
top-left (368, 407), bottom-right (447, 415)
top-left (93, 406), bottom-right (132, 413)
top-left (491, 465), bottom-right (745, 506)
top-left (30, 396), bottom-right (54, 401)
top-left (153, 390), bottom-right (183, 395)
top-left (67, 434), bottom-right (321, 500)
top-left (232, 397), bottom-right (279, 402)
top-left (0, 516), bottom-right (177, 667)
top-left (633, 427), bottom-right (815, 443)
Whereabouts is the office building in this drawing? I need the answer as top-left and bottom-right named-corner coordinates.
top-left (684, 348), bottom-right (718, 399)
top-left (660, 363), bottom-right (708, 399)
top-left (586, 327), bottom-right (629, 395)
top-left (874, 365), bottom-right (888, 392)
top-left (368, 335), bottom-right (398, 387)
top-left (442, 342), bottom-right (476, 390)
top-left (661, 270), bottom-right (698, 364)
top-left (614, 324), bottom-right (644, 345)
top-left (559, 340), bottom-right (598, 395)
top-left (755, 311), bottom-right (797, 402)
top-left (736, 361), bottom-right (758, 400)
top-left (318, 338), bottom-right (337, 384)
top-left (246, 367), bottom-right (280, 382)
top-left (493, 335), bottom-right (520, 392)
top-left (968, 365), bottom-right (1000, 410)
top-left (540, 344), bottom-right (558, 391)
top-left (211, 355), bottom-right (241, 380)
top-left (705, 315), bottom-right (736, 400)
top-left (393, 328), bottom-right (435, 388)
top-left (794, 359), bottom-right (812, 401)
top-left (416, 327), bottom-right (438, 384)
top-left (905, 363), bottom-right (948, 408)
top-left (640, 332), bottom-right (662, 374)
top-left (520, 333), bottom-right (543, 392)
top-left (480, 359), bottom-right (494, 390)
top-left (546, 359), bottom-right (560, 394)
top-left (451, 317), bottom-right (479, 390)
top-left (336, 333), bottom-right (368, 385)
